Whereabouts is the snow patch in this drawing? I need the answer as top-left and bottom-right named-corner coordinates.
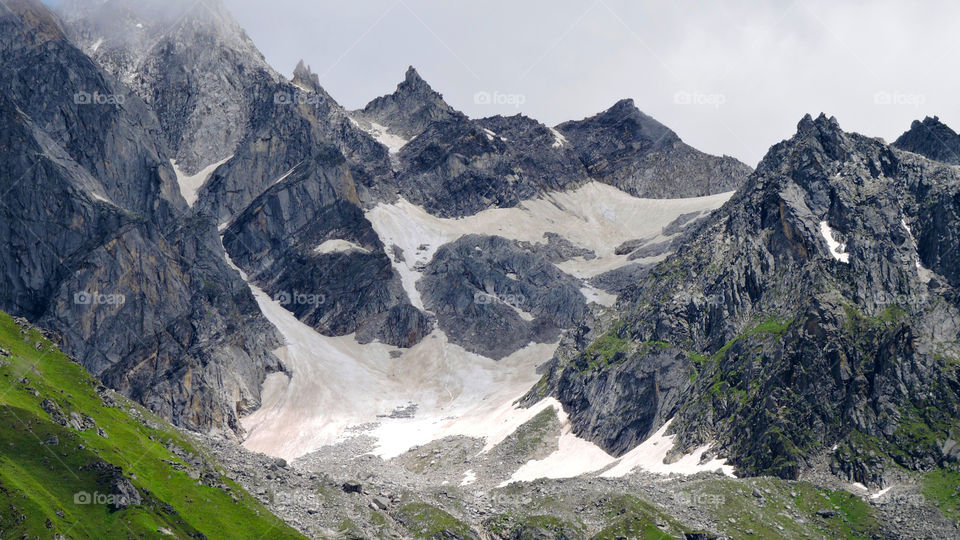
top-left (271, 164), bottom-right (299, 187)
top-left (502, 412), bottom-right (735, 486)
top-left (600, 419), bottom-right (735, 478)
top-left (171, 155), bottom-right (233, 206)
top-left (819, 221), bottom-right (850, 263)
top-left (901, 218), bottom-right (933, 282)
top-left (460, 470), bottom-right (477, 486)
top-left (366, 182), bottom-right (732, 309)
top-left (580, 286), bottom-right (617, 307)
top-left (549, 127), bottom-right (568, 148)
top-left (314, 239), bottom-right (369, 255)
top-left (503, 400), bottom-right (616, 485)
top-left (90, 38), bottom-right (104, 52)
top-left (482, 128), bottom-right (504, 142)
top-left (870, 486), bottom-right (892, 500)
top-left (349, 118), bottom-right (409, 153)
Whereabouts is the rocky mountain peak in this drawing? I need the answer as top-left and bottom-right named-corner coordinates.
top-left (796, 112), bottom-right (840, 134)
top-left (292, 58), bottom-right (323, 93)
top-left (355, 65), bottom-right (461, 140)
top-left (403, 65), bottom-right (426, 86)
top-left (553, 98), bottom-right (751, 198)
top-left (2, 0), bottom-right (67, 44)
top-left (893, 115), bottom-right (960, 165)
top-left (569, 98), bottom-right (680, 150)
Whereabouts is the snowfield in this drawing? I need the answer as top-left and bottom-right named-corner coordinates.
top-left (238, 269), bottom-right (558, 461)
top-left (819, 220), bottom-right (850, 263)
top-left (366, 181), bottom-right (733, 309)
top-left (348, 117), bottom-right (409, 153)
top-left (502, 405), bottom-right (734, 485)
top-left (171, 154), bottom-right (233, 206)
top-left (232, 183), bottom-right (736, 483)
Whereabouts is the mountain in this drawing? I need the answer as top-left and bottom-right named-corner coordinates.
top-left (350, 70), bottom-right (750, 218)
top-left (557, 98), bottom-right (754, 198)
top-left (0, 0), bottom-right (283, 436)
top-left (222, 148), bottom-right (433, 348)
top-left (353, 66), bottom-right (463, 141)
top-left (0, 311), bottom-right (302, 538)
top-left (57, 0), bottom-right (275, 175)
top-left (528, 114), bottom-right (960, 490)
top-left (10, 0), bottom-right (957, 536)
top-left (893, 115), bottom-right (960, 165)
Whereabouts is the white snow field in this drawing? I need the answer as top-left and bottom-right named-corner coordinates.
top-left (238, 274), bottom-right (558, 461)
top-left (313, 239), bottom-right (370, 255)
top-left (233, 183), bottom-right (736, 483)
top-left (348, 117), bottom-right (409, 154)
top-left (502, 405), bottom-right (734, 486)
top-left (171, 154), bottom-right (233, 206)
top-left (819, 220), bottom-right (850, 263)
top-left (366, 181), bottom-right (733, 309)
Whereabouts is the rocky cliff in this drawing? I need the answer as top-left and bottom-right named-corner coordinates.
top-left (557, 98), bottom-right (754, 198)
top-left (0, 0), bottom-right (282, 435)
top-left (529, 114), bottom-right (960, 487)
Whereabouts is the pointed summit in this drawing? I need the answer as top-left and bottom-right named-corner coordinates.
top-left (893, 116), bottom-right (960, 165)
top-left (555, 98), bottom-right (752, 198)
top-left (292, 59), bottom-right (323, 94)
top-left (404, 65), bottom-right (424, 84)
top-left (355, 65), bottom-right (462, 140)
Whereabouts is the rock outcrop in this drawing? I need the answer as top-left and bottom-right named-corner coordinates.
top-left (893, 115), bottom-right (960, 165)
top-left (222, 148), bottom-right (432, 348)
top-left (0, 0), bottom-right (282, 435)
top-left (530, 114), bottom-right (960, 486)
top-left (556, 98), bottom-right (753, 198)
top-left (418, 235), bottom-right (586, 359)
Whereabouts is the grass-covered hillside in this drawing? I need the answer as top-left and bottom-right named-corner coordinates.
top-left (0, 311), bottom-right (304, 539)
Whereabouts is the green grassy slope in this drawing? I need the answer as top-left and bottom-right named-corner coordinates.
top-left (0, 312), bottom-right (304, 539)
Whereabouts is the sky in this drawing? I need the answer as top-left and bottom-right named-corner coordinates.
top-left (47, 0), bottom-right (960, 167)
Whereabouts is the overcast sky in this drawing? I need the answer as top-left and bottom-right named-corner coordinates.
top-left (48, 0), bottom-right (960, 166)
top-left (220, 0), bottom-right (960, 166)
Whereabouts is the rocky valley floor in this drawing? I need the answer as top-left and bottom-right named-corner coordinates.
top-left (200, 427), bottom-right (958, 539)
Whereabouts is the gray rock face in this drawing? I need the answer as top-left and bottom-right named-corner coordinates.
top-left (588, 263), bottom-right (653, 295)
top-left (354, 66), bottom-right (462, 141)
top-left (893, 115), bottom-right (960, 165)
top-left (195, 68), bottom-right (394, 222)
top-left (418, 235), bottom-right (586, 359)
top-left (392, 114), bottom-right (586, 217)
top-left (0, 1), bottom-right (183, 223)
top-left (517, 232), bottom-right (596, 263)
top-left (57, 0), bottom-right (273, 174)
top-left (0, 0), bottom-right (282, 435)
top-left (222, 149), bottom-right (432, 348)
top-left (556, 98), bottom-right (753, 198)
top-left (531, 113), bottom-right (960, 484)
